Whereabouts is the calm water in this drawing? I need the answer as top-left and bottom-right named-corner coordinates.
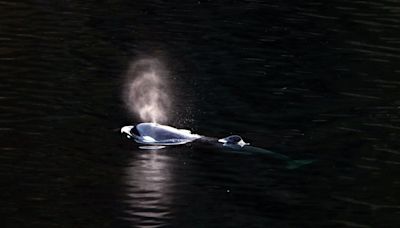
top-left (1, 0), bottom-right (400, 227)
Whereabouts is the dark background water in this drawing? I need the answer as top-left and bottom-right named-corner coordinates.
top-left (1, 0), bottom-right (400, 227)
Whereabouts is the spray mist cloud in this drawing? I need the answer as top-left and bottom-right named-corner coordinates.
top-left (124, 58), bottom-right (172, 123)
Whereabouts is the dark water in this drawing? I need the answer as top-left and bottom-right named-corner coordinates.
top-left (1, 0), bottom-right (400, 227)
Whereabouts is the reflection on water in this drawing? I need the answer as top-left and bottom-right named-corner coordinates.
top-left (123, 151), bottom-right (173, 227)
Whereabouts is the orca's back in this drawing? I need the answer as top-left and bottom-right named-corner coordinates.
top-left (136, 123), bottom-right (200, 141)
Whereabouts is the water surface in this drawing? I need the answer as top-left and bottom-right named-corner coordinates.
top-left (1, 0), bottom-right (400, 227)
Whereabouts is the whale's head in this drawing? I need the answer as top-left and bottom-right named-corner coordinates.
top-left (121, 123), bottom-right (202, 146)
top-left (218, 135), bottom-right (249, 148)
top-left (121, 125), bottom-right (139, 138)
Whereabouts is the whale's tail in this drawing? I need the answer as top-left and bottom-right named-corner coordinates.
top-left (286, 159), bottom-right (314, 170)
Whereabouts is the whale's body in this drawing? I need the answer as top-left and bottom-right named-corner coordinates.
top-left (121, 122), bottom-right (313, 169)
